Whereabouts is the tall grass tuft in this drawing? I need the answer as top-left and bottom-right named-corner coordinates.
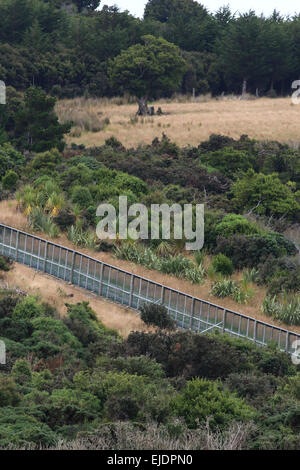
top-left (262, 295), bottom-right (300, 326)
top-left (115, 242), bottom-right (205, 284)
top-left (211, 278), bottom-right (253, 304)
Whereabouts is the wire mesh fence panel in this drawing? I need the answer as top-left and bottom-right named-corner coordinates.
top-left (1, 223), bottom-right (300, 355)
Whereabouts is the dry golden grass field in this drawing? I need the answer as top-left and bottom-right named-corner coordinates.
top-left (56, 96), bottom-right (300, 149)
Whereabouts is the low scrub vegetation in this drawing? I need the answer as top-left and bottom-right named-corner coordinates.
top-left (1, 287), bottom-right (300, 450)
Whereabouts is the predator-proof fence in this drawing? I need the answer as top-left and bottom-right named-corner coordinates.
top-left (1, 223), bottom-right (299, 354)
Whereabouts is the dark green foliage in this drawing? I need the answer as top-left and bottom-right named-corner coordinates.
top-left (171, 378), bottom-right (254, 429)
top-left (232, 170), bottom-right (300, 220)
top-left (212, 253), bottom-right (234, 275)
top-left (0, 377), bottom-right (21, 406)
top-left (0, 284), bottom-right (300, 449)
top-left (53, 209), bottom-right (76, 230)
top-left (0, 0), bottom-right (299, 98)
top-left (0, 143), bottom-right (25, 178)
top-left (215, 214), bottom-right (260, 238)
top-left (108, 35), bottom-right (187, 101)
top-left (14, 87), bottom-right (71, 152)
top-left (215, 233), bottom-right (297, 269)
top-left (258, 256), bottom-right (300, 295)
top-left (71, 185), bottom-right (93, 208)
top-left (2, 169), bottom-right (18, 190)
top-left (200, 147), bottom-right (257, 179)
top-left (122, 330), bottom-right (251, 380)
top-left (12, 359), bottom-right (32, 385)
top-left (0, 408), bottom-right (57, 448)
top-left (226, 372), bottom-right (278, 403)
top-left (0, 256), bottom-right (11, 272)
top-left (140, 303), bottom-right (176, 330)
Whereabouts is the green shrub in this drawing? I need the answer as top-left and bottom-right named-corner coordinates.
top-left (96, 355), bottom-right (165, 379)
top-left (200, 147), bottom-right (257, 179)
top-left (257, 257), bottom-right (300, 295)
top-left (46, 388), bottom-right (103, 428)
top-left (2, 170), bottom-right (18, 190)
top-left (0, 143), bottom-right (25, 178)
top-left (215, 214), bottom-right (260, 238)
top-left (232, 170), bottom-right (300, 219)
top-left (215, 233), bottom-right (297, 269)
top-left (0, 255), bottom-right (11, 272)
top-left (0, 408), bottom-right (58, 448)
top-left (12, 359), bottom-right (32, 385)
top-left (64, 301), bottom-right (119, 351)
top-left (0, 377), bottom-right (21, 406)
top-left (124, 330), bottom-right (251, 380)
top-left (140, 303), bottom-right (176, 330)
top-left (12, 296), bottom-right (44, 321)
top-left (171, 378), bottom-right (254, 429)
top-left (53, 209), bottom-right (76, 230)
top-left (226, 373), bottom-right (278, 402)
top-left (212, 254), bottom-right (234, 276)
top-left (71, 185), bottom-right (93, 209)
top-left (102, 371), bottom-right (173, 423)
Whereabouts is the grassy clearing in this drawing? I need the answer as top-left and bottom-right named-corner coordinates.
top-left (56, 96), bottom-right (300, 149)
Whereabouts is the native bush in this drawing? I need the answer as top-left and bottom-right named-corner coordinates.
top-left (215, 233), bottom-right (297, 268)
top-left (140, 303), bottom-right (176, 331)
top-left (212, 254), bottom-right (234, 276)
top-left (171, 378), bottom-right (254, 429)
top-left (2, 169), bottom-right (18, 190)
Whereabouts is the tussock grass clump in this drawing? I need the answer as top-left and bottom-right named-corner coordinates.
top-left (29, 208), bottom-right (60, 238)
top-left (67, 225), bottom-right (96, 249)
top-left (211, 279), bottom-right (254, 305)
top-left (114, 242), bottom-right (206, 284)
top-left (262, 295), bottom-right (300, 326)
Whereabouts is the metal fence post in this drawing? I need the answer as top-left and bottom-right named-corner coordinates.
top-left (254, 320), bottom-right (257, 344)
top-left (222, 309), bottom-right (227, 333)
top-left (286, 331), bottom-right (290, 353)
top-left (189, 298), bottom-right (195, 330)
top-left (70, 252), bottom-right (76, 284)
top-left (99, 263), bottom-right (104, 295)
top-left (15, 231), bottom-right (20, 262)
top-left (161, 286), bottom-right (165, 305)
top-left (129, 274), bottom-right (134, 307)
top-left (43, 242), bottom-right (48, 272)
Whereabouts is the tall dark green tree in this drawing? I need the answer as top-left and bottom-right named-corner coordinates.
top-left (73, 0), bottom-right (100, 12)
top-left (108, 35), bottom-right (186, 115)
top-left (14, 87), bottom-right (71, 152)
top-left (219, 11), bottom-right (269, 95)
top-left (264, 12), bottom-right (292, 95)
top-left (144, 0), bottom-right (217, 52)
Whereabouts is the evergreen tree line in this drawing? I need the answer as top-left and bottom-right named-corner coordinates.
top-left (0, 0), bottom-right (300, 99)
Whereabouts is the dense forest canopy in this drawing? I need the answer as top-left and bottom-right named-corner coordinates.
top-left (0, 0), bottom-right (300, 98)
